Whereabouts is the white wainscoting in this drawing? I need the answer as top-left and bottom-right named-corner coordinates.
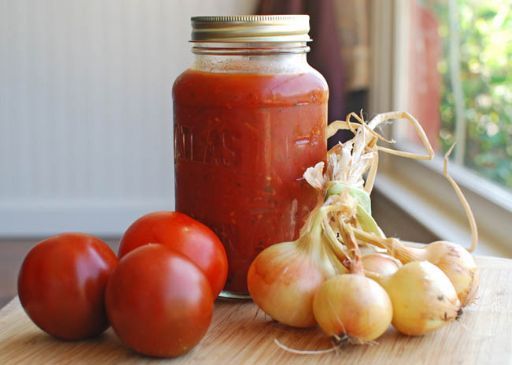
top-left (0, 0), bottom-right (256, 236)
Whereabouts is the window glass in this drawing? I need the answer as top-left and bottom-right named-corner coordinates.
top-left (403, 0), bottom-right (512, 188)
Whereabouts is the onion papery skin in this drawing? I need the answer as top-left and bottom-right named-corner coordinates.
top-left (313, 274), bottom-right (393, 342)
top-left (380, 261), bottom-right (461, 336)
top-left (247, 242), bottom-right (337, 328)
top-left (362, 253), bottom-right (402, 277)
top-left (423, 242), bottom-right (478, 307)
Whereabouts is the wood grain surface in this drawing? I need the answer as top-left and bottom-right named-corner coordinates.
top-left (0, 256), bottom-right (511, 365)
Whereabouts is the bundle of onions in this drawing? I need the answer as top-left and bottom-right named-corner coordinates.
top-left (319, 112), bottom-right (479, 307)
top-left (346, 145), bottom-right (479, 307)
top-left (247, 110), bottom-right (479, 346)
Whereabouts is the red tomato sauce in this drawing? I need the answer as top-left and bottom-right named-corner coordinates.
top-left (173, 69), bottom-right (328, 294)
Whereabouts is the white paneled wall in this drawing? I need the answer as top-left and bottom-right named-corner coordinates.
top-left (0, 0), bottom-right (257, 236)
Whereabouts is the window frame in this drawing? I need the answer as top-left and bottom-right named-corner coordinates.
top-left (369, 0), bottom-right (512, 256)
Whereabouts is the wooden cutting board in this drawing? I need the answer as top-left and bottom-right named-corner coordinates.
top-left (1, 256), bottom-right (511, 365)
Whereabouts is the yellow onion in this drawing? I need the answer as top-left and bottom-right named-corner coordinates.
top-left (313, 274), bottom-right (392, 342)
top-left (372, 261), bottom-right (461, 336)
top-left (247, 207), bottom-right (345, 328)
top-left (362, 253), bottom-right (402, 276)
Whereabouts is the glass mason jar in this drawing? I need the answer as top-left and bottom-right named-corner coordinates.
top-left (173, 15), bottom-right (328, 298)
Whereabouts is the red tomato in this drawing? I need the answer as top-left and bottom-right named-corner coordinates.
top-left (118, 211), bottom-right (228, 297)
top-left (18, 233), bottom-right (117, 340)
top-left (106, 244), bottom-right (213, 357)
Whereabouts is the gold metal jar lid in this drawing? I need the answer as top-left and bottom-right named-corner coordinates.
top-left (191, 15), bottom-right (311, 43)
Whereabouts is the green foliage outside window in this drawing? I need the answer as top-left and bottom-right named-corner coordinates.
top-left (434, 0), bottom-right (512, 188)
